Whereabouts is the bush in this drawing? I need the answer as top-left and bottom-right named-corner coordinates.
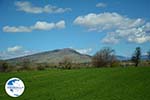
top-left (92, 47), bottom-right (116, 68)
top-left (110, 61), bottom-right (120, 67)
top-left (0, 61), bottom-right (8, 72)
top-left (0, 60), bottom-right (15, 72)
top-left (36, 64), bottom-right (46, 70)
top-left (19, 58), bottom-right (32, 71)
top-left (59, 56), bottom-right (72, 69)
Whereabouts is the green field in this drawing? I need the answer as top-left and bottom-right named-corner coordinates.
top-left (0, 67), bottom-right (150, 100)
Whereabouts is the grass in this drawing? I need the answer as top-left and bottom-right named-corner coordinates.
top-left (0, 67), bottom-right (150, 100)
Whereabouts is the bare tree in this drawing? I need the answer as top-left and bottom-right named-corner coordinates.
top-left (59, 56), bottom-right (72, 69)
top-left (131, 47), bottom-right (141, 67)
top-left (92, 47), bottom-right (116, 67)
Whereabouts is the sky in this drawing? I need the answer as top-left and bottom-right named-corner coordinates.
top-left (0, 0), bottom-right (150, 59)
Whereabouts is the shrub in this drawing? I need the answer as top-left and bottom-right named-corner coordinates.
top-left (0, 60), bottom-right (15, 72)
top-left (0, 61), bottom-right (8, 72)
top-left (19, 58), bottom-right (33, 71)
top-left (36, 64), bottom-right (46, 70)
top-left (92, 47), bottom-right (116, 67)
top-left (59, 56), bottom-right (72, 69)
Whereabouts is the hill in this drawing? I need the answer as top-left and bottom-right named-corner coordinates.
top-left (116, 55), bottom-right (149, 61)
top-left (7, 48), bottom-right (91, 64)
top-left (6, 48), bottom-right (149, 65)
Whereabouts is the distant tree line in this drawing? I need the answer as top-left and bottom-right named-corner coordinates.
top-left (0, 59), bottom-right (49, 72)
top-left (0, 47), bottom-right (150, 72)
top-left (92, 47), bottom-right (150, 68)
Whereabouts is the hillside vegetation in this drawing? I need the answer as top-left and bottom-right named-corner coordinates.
top-left (0, 67), bottom-right (150, 100)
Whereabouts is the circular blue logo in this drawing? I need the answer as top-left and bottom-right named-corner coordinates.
top-left (5, 78), bottom-right (25, 97)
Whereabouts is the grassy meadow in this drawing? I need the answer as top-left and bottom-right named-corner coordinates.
top-left (0, 67), bottom-right (150, 100)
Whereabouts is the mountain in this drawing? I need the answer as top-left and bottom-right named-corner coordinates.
top-left (116, 55), bottom-right (149, 61)
top-left (7, 48), bottom-right (149, 64)
top-left (7, 48), bottom-right (92, 64)
top-left (116, 55), bottom-right (130, 61)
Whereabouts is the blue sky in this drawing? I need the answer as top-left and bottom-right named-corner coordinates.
top-left (0, 0), bottom-right (150, 59)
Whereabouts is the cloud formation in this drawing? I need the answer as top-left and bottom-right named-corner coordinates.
top-left (0, 46), bottom-right (36, 59)
top-left (7, 45), bottom-right (23, 53)
top-left (33, 21), bottom-right (55, 30)
top-left (96, 3), bottom-right (107, 8)
top-left (74, 12), bottom-right (150, 44)
top-left (15, 1), bottom-right (71, 14)
top-left (3, 20), bottom-right (65, 32)
top-left (75, 48), bottom-right (92, 55)
top-left (3, 26), bottom-right (32, 32)
top-left (55, 20), bottom-right (66, 29)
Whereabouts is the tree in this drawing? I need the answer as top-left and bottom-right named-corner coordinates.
top-left (0, 60), bottom-right (9, 72)
top-left (147, 50), bottom-right (150, 61)
top-left (92, 47), bottom-right (116, 67)
top-left (131, 47), bottom-right (141, 67)
top-left (59, 56), bottom-right (72, 69)
top-left (20, 58), bottom-right (32, 70)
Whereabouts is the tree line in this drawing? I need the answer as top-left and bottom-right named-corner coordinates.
top-left (92, 47), bottom-right (150, 67)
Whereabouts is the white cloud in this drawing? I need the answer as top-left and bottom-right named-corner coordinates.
top-left (74, 12), bottom-right (150, 44)
top-left (102, 32), bottom-right (119, 44)
top-left (3, 20), bottom-right (65, 32)
top-left (3, 26), bottom-right (31, 32)
top-left (15, 1), bottom-right (71, 14)
top-left (75, 48), bottom-right (92, 54)
top-left (56, 20), bottom-right (65, 29)
top-left (33, 21), bottom-right (55, 30)
top-left (96, 3), bottom-right (107, 8)
top-left (102, 27), bottom-right (150, 44)
top-left (7, 46), bottom-right (23, 52)
top-left (74, 12), bottom-right (144, 31)
top-left (144, 22), bottom-right (150, 32)
top-left (128, 35), bottom-right (150, 44)
top-left (0, 46), bottom-right (36, 59)
top-left (33, 20), bottom-right (65, 30)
